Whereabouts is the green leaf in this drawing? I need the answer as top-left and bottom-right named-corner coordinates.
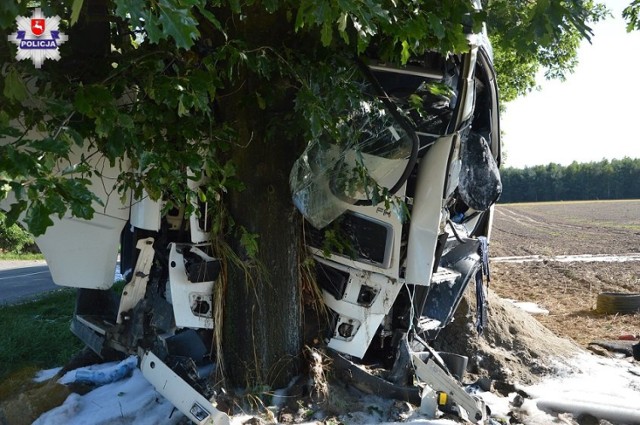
top-left (118, 113), bottom-right (134, 130)
top-left (0, 1), bottom-right (19, 28)
top-left (74, 85), bottom-right (113, 118)
top-left (0, 111), bottom-right (9, 127)
top-left (0, 125), bottom-right (23, 138)
top-left (408, 94), bottom-right (423, 109)
top-left (64, 128), bottom-right (85, 147)
top-left (23, 201), bottom-right (54, 237)
top-left (28, 137), bottom-right (70, 156)
top-left (427, 14), bottom-right (445, 40)
top-left (45, 192), bottom-right (67, 219)
top-left (239, 226), bottom-right (259, 258)
top-left (337, 12), bottom-right (348, 33)
top-left (228, 0), bottom-right (241, 14)
top-left (70, 201), bottom-right (94, 220)
top-left (197, 189), bottom-right (206, 203)
top-left (177, 99), bottom-right (189, 116)
top-left (427, 82), bottom-right (455, 99)
top-left (157, 0), bottom-right (200, 50)
top-left (3, 68), bottom-right (28, 102)
top-left (222, 160), bottom-right (237, 179)
top-left (400, 40), bottom-right (410, 65)
top-left (113, 0), bottom-right (146, 24)
top-left (64, 180), bottom-right (96, 219)
top-left (196, 4), bottom-right (227, 39)
top-left (256, 92), bottom-right (266, 110)
top-left (70, 0), bottom-right (84, 26)
top-left (320, 21), bottom-right (333, 46)
top-left (5, 200), bottom-right (27, 227)
top-left (144, 17), bottom-right (164, 45)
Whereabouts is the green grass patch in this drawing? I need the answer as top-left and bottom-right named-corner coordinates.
top-left (0, 289), bottom-right (83, 382)
top-left (0, 252), bottom-right (45, 261)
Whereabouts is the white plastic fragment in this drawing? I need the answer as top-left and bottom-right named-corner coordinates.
top-left (61, 355), bottom-right (138, 386)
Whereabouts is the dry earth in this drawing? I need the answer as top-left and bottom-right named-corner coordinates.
top-left (489, 200), bottom-right (640, 347)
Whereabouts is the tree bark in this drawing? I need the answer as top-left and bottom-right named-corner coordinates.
top-left (222, 95), bottom-right (303, 388)
top-left (218, 10), bottom-right (304, 389)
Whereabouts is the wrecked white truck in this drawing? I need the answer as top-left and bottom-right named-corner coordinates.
top-left (1, 23), bottom-right (501, 425)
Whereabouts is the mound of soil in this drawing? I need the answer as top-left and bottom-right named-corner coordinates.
top-left (433, 289), bottom-right (582, 386)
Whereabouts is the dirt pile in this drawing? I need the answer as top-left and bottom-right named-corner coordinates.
top-left (433, 289), bottom-right (582, 385)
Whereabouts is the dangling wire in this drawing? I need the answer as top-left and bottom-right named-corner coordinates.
top-left (403, 281), bottom-right (417, 335)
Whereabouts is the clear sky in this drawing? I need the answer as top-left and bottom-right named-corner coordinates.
top-left (499, 0), bottom-right (640, 169)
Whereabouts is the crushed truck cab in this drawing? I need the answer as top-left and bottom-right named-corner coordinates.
top-left (1, 20), bottom-right (501, 425)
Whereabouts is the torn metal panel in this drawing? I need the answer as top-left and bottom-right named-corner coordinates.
top-left (117, 237), bottom-right (155, 324)
top-left (413, 352), bottom-right (485, 423)
top-left (319, 259), bottom-right (403, 359)
top-left (140, 351), bottom-right (230, 425)
top-left (168, 243), bottom-right (217, 329)
top-left (404, 135), bottom-right (455, 286)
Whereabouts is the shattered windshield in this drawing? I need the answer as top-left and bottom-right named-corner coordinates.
top-left (290, 61), bottom-right (460, 230)
top-left (290, 93), bottom-right (413, 229)
top-left (372, 70), bottom-right (458, 136)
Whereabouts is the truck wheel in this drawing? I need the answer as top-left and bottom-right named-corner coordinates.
top-left (596, 292), bottom-right (640, 314)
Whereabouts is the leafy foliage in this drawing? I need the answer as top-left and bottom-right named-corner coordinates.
top-left (0, 211), bottom-right (36, 253)
top-left (486, 0), bottom-right (608, 102)
top-left (0, 0), bottom-right (609, 236)
top-left (623, 0), bottom-right (640, 31)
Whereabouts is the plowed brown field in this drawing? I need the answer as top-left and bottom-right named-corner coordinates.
top-left (489, 200), bottom-right (640, 347)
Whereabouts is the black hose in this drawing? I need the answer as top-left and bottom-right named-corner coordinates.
top-left (447, 218), bottom-right (466, 244)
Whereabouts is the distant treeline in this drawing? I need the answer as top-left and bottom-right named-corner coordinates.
top-left (498, 158), bottom-right (640, 203)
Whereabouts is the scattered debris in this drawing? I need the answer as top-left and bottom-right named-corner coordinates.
top-left (588, 340), bottom-right (637, 358)
top-left (60, 355), bottom-right (137, 387)
top-left (505, 299), bottom-right (549, 315)
top-left (586, 345), bottom-right (613, 358)
top-left (596, 292), bottom-right (640, 314)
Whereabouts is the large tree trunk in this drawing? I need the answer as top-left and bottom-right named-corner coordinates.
top-left (218, 11), bottom-right (304, 389)
top-left (223, 135), bottom-right (302, 388)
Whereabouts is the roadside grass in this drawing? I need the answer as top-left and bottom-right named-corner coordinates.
top-left (0, 252), bottom-right (45, 261)
top-left (0, 289), bottom-right (83, 385)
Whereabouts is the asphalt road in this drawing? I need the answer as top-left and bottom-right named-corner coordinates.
top-left (0, 260), bottom-right (59, 305)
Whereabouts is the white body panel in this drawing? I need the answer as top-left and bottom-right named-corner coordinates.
top-left (130, 193), bottom-right (161, 231)
top-left (187, 173), bottom-right (210, 244)
top-left (37, 149), bottom-right (130, 289)
top-left (0, 145), bottom-right (131, 289)
top-left (168, 243), bottom-right (215, 329)
top-left (320, 259), bottom-right (402, 358)
top-left (405, 135), bottom-right (455, 286)
top-left (140, 351), bottom-right (230, 425)
top-left (35, 214), bottom-right (125, 289)
top-left (309, 194), bottom-right (405, 280)
top-left (116, 238), bottom-right (155, 322)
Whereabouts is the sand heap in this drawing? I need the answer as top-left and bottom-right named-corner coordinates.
top-left (433, 289), bottom-right (583, 385)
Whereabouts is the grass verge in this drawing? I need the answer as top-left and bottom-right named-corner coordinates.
top-left (0, 252), bottom-right (45, 261)
top-left (0, 289), bottom-right (83, 384)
